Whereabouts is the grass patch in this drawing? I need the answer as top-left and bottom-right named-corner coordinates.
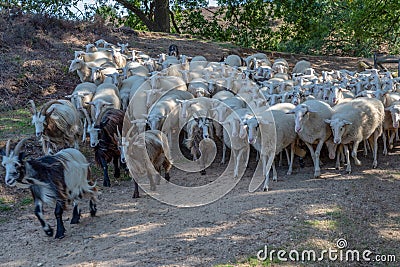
top-left (0, 197), bottom-right (13, 212)
top-left (19, 197), bottom-right (33, 206)
top-left (0, 108), bottom-right (32, 140)
top-left (304, 219), bottom-right (338, 231)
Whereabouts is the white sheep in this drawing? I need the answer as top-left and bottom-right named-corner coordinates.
top-left (325, 97), bottom-right (385, 173)
top-left (221, 108), bottom-right (252, 178)
top-left (292, 60), bottom-right (311, 75)
top-left (244, 107), bottom-right (297, 191)
top-left (288, 100), bottom-right (334, 178)
top-left (224, 54), bottom-right (243, 67)
top-left (87, 76), bottom-right (121, 121)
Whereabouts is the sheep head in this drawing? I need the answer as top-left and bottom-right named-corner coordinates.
top-left (324, 118), bottom-right (352, 144)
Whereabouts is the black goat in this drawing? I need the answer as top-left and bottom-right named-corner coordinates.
top-left (1, 139), bottom-right (97, 239)
top-left (85, 108), bottom-right (125, 187)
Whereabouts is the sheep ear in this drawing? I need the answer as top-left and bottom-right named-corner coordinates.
top-left (384, 107), bottom-right (392, 111)
top-left (343, 120), bottom-right (352, 125)
top-left (324, 119), bottom-right (332, 124)
top-left (286, 109), bottom-right (296, 114)
top-left (65, 95), bottom-right (72, 99)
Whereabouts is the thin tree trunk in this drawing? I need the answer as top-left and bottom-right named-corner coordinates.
top-left (154, 0), bottom-right (170, 32)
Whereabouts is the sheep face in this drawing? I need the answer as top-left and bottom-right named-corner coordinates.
top-left (325, 119), bottom-right (352, 144)
top-left (147, 114), bottom-right (165, 131)
top-left (244, 117), bottom-right (259, 144)
top-left (386, 105), bottom-right (400, 128)
top-left (290, 105), bottom-right (314, 133)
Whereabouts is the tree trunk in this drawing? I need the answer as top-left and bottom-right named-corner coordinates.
top-left (115, 0), bottom-right (170, 33)
top-left (154, 0), bottom-right (170, 33)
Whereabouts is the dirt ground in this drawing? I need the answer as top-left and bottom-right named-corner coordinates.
top-left (0, 12), bottom-right (399, 267)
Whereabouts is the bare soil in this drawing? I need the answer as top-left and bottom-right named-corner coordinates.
top-left (0, 12), bottom-right (399, 267)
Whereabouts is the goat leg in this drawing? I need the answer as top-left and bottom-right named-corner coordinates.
top-left (34, 199), bottom-right (53, 237)
top-left (70, 202), bottom-right (81, 224)
top-left (132, 180), bottom-right (140, 198)
top-left (54, 202), bottom-right (66, 239)
top-left (89, 199), bottom-right (97, 216)
top-left (113, 157), bottom-right (120, 178)
top-left (100, 158), bottom-right (111, 187)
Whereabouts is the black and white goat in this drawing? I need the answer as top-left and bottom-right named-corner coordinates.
top-left (168, 44), bottom-right (179, 58)
top-left (84, 108), bottom-right (125, 187)
top-left (1, 139), bottom-right (97, 239)
top-left (184, 113), bottom-right (215, 175)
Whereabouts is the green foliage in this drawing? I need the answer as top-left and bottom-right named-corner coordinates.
top-left (2, 0), bottom-right (400, 56)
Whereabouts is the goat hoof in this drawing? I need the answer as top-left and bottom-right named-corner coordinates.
top-left (114, 170), bottom-right (120, 178)
top-left (299, 157), bottom-right (305, 168)
top-left (45, 228), bottom-right (54, 237)
top-left (132, 192), bottom-right (140, 198)
top-left (70, 217), bottom-right (80, 224)
top-left (263, 187), bottom-right (269, 192)
top-left (164, 173), bottom-right (170, 182)
top-left (200, 170), bottom-right (206, 175)
top-left (103, 180), bottom-right (111, 187)
top-left (55, 232), bottom-right (65, 239)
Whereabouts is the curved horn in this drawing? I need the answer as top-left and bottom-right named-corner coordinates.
top-left (5, 139), bottom-right (11, 156)
top-left (40, 100), bottom-right (62, 116)
top-left (13, 138), bottom-right (29, 155)
top-left (28, 100), bottom-right (37, 114)
top-left (82, 108), bottom-right (92, 125)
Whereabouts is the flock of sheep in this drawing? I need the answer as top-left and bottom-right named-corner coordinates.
top-left (2, 38), bottom-right (400, 239)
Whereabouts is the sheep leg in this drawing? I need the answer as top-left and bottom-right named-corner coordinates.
top-left (278, 151), bottom-right (283, 167)
top-left (82, 118), bottom-right (87, 143)
top-left (54, 202), bottom-right (66, 239)
top-left (305, 142), bottom-right (320, 177)
top-left (233, 148), bottom-right (245, 178)
top-left (313, 140), bottom-right (325, 178)
top-left (372, 130), bottom-right (380, 168)
top-left (70, 202), bottom-right (81, 224)
top-left (363, 139), bottom-right (369, 156)
top-left (221, 143), bottom-right (227, 164)
top-left (272, 160), bottom-right (277, 182)
top-left (351, 141), bottom-right (362, 166)
top-left (286, 143), bottom-right (295, 175)
top-left (148, 173), bottom-right (156, 191)
top-left (34, 199), bottom-right (53, 237)
top-left (344, 144), bottom-right (352, 173)
top-left (382, 131), bottom-right (388, 155)
top-left (100, 158), bottom-right (111, 187)
top-left (132, 179), bottom-right (140, 198)
top-left (389, 130), bottom-right (396, 150)
top-left (305, 143), bottom-right (316, 166)
top-left (113, 157), bottom-right (120, 178)
top-left (396, 128), bottom-right (400, 141)
top-left (261, 155), bottom-right (270, 191)
top-left (262, 154), bottom-right (274, 191)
